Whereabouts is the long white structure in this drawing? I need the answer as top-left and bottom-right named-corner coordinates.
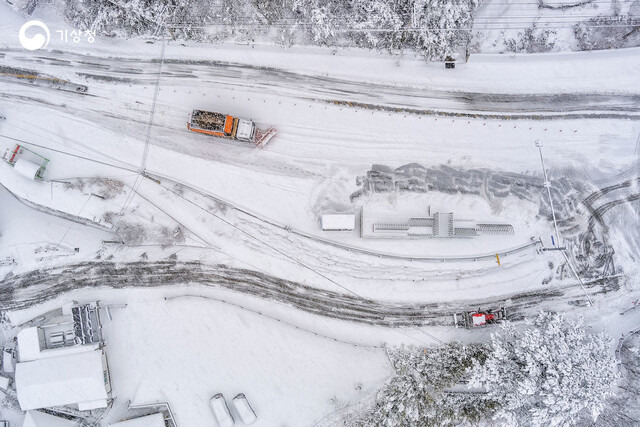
top-left (360, 207), bottom-right (514, 239)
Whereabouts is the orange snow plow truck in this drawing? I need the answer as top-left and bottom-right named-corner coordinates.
top-left (187, 110), bottom-right (276, 147)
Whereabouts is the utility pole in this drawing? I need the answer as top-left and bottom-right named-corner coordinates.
top-left (535, 140), bottom-right (593, 307)
top-left (536, 140), bottom-right (561, 247)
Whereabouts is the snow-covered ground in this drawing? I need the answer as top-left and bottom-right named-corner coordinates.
top-left (103, 295), bottom-right (390, 427)
top-left (1, 1), bottom-right (640, 425)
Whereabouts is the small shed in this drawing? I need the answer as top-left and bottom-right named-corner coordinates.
top-left (2, 144), bottom-right (49, 180)
top-left (321, 214), bottom-right (355, 231)
top-left (109, 413), bottom-right (166, 427)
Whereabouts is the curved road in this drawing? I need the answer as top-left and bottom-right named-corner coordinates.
top-left (0, 261), bottom-right (608, 327)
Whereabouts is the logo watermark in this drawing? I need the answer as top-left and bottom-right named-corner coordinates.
top-left (19, 20), bottom-right (50, 51)
top-left (19, 20), bottom-right (95, 51)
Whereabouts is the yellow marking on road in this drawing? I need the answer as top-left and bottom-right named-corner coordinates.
top-left (0, 72), bottom-right (67, 84)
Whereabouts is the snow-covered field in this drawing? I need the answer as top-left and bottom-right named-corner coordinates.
top-left (103, 295), bottom-right (390, 427)
top-left (1, 1), bottom-right (640, 425)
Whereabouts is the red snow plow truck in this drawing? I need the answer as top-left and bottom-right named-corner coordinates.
top-left (187, 109), bottom-right (276, 147)
top-left (454, 307), bottom-right (506, 329)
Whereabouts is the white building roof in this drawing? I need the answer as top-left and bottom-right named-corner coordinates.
top-left (2, 348), bottom-right (15, 373)
top-left (23, 410), bottom-right (78, 427)
top-left (109, 413), bottom-right (166, 427)
top-left (321, 214), bottom-right (355, 231)
top-left (16, 327), bottom-right (42, 362)
top-left (17, 326), bottom-right (99, 363)
top-left (0, 375), bottom-right (9, 391)
top-left (14, 158), bottom-right (41, 180)
top-left (15, 349), bottom-right (108, 411)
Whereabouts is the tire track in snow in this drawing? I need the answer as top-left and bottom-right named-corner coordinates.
top-left (4, 50), bottom-right (640, 120)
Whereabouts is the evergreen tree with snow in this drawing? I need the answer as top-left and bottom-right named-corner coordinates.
top-left (349, 342), bottom-right (491, 426)
top-left (469, 312), bottom-right (619, 426)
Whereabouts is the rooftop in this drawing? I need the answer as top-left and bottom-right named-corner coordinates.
top-left (15, 349), bottom-right (109, 411)
top-left (22, 411), bottom-right (77, 427)
top-left (109, 413), bottom-right (166, 427)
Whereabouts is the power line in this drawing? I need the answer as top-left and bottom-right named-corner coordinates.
top-left (165, 22), bottom-right (640, 31)
top-left (140, 38), bottom-right (166, 173)
top-left (157, 181), bottom-right (364, 299)
top-left (0, 134), bottom-right (136, 172)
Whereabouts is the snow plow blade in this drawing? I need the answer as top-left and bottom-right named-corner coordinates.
top-left (255, 127), bottom-right (277, 147)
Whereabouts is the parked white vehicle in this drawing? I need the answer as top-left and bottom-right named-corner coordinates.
top-left (232, 393), bottom-right (257, 424)
top-left (210, 393), bottom-right (235, 427)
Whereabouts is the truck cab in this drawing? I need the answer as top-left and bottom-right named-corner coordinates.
top-left (235, 118), bottom-right (256, 142)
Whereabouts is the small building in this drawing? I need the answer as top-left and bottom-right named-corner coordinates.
top-left (2, 145), bottom-right (49, 180)
top-left (109, 413), bottom-right (166, 427)
top-left (22, 410), bottom-right (78, 427)
top-left (321, 214), bottom-right (355, 231)
top-left (15, 348), bottom-right (111, 411)
top-left (14, 303), bottom-right (111, 412)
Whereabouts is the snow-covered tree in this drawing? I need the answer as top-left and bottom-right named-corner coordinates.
top-left (345, 0), bottom-right (403, 51)
top-left (504, 24), bottom-right (557, 53)
top-left (469, 312), bottom-right (619, 427)
top-left (574, 14), bottom-right (639, 51)
top-left (292, 0), bottom-right (481, 59)
top-left (56, 0), bottom-right (483, 59)
top-left (412, 0), bottom-right (480, 60)
top-left (349, 342), bottom-right (491, 426)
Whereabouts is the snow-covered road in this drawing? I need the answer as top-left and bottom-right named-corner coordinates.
top-left (2, 49), bottom-right (640, 118)
top-left (1, 20), bottom-right (639, 335)
top-left (0, 260), bottom-right (618, 327)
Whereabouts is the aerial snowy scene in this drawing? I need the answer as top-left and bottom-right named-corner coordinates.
top-left (0, 0), bottom-right (639, 426)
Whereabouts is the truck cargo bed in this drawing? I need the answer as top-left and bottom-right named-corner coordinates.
top-left (189, 110), bottom-right (233, 134)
